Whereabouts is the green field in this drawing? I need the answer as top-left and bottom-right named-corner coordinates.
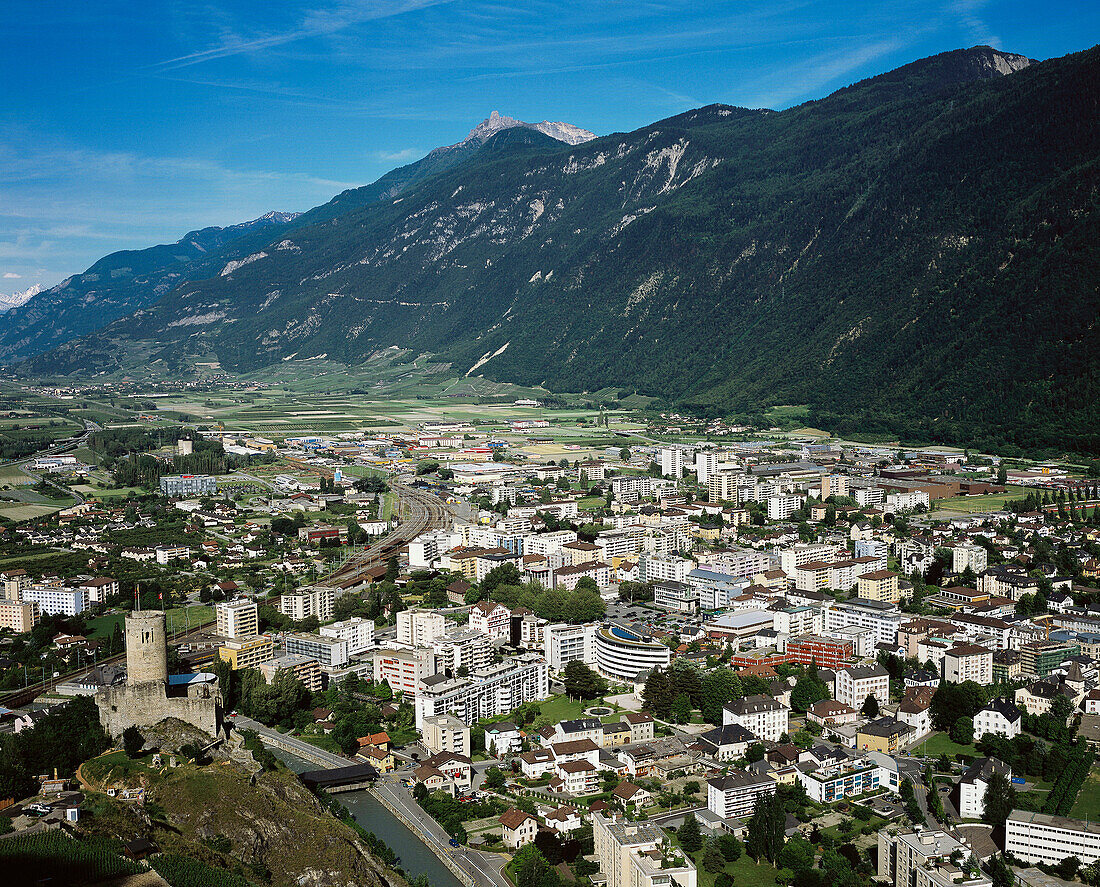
top-left (0, 503), bottom-right (64, 521)
top-left (85, 611), bottom-right (125, 640)
top-left (932, 485), bottom-right (1030, 514)
top-left (912, 733), bottom-right (976, 758)
top-left (1071, 772), bottom-right (1100, 819)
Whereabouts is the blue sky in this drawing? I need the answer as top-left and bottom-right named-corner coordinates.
top-left (2, 0), bottom-right (1096, 290)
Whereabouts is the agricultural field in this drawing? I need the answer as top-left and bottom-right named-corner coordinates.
top-left (932, 485), bottom-right (1031, 515)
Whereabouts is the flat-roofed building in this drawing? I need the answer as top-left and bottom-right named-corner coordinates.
top-left (259, 653), bottom-right (322, 692)
top-left (284, 632), bottom-right (348, 669)
top-left (1006, 810), bottom-right (1100, 865)
top-left (420, 713), bottom-right (471, 758)
top-left (216, 598), bottom-right (258, 639)
top-left (943, 644), bottom-right (994, 685)
top-left (707, 770), bottom-right (777, 819)
top-left (858, 570), bottom-right (900, 604)
top-left (593, 812), bottom-right (697, 887)
top-left (218, 635), bottom-right (275, 670)
top-left (0, 600), bottom-right (39, 633)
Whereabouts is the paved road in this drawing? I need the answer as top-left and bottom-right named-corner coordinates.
top-left (232, 714), bottom-right (351, 768)
top-left (375, 779), bottom-right (509, 887)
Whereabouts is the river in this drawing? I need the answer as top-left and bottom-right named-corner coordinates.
top-left (270, 748), bottom-right (465, 887)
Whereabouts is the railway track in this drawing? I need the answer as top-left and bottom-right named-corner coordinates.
top-left (322, 480), bottom-right (451, 585)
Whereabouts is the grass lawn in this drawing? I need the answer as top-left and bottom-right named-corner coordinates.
top-left (85, 611), bottom-right (125, 640)
top-left (577, 496), bottom-right (604, 511)
top-left (166, 604), bottom-right (214, 634)
top-left (912, 733), bottom-right (976, 758)
top-left (669, 830), bottom-right (784, 887)
top-left (1071, 772), bottom-right (1100, 819)
top-left (822, 814), bottom-right (887, 841)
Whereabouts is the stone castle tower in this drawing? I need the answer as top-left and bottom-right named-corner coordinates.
top-left (125, 611), bottom-right (168, 685)
top-left (98, 610), bottom-right (223, 739)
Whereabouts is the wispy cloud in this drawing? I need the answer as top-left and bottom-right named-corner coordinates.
top-left (738, 38), bottom-right (908, 108)
top-left (951, 0), bottom-right (1000, 48)
top-left (150, 0), bottom-right (458, 71)
top-left (2, 272), bottom-right (20, 279)
top-left (374, 147), bottom-right (425, 162)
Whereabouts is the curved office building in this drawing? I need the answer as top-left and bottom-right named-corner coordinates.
top-left (594, 622), bottom-right (671, 680)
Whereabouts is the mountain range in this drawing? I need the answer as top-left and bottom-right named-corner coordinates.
top-left (0, 283), bottom-right (43, 314)
top-left (5, 45), bottom-right (1099, 453)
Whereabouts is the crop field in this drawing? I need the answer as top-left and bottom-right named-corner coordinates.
top-left (0, 503), bottom-right (63, 521)
top-left (932, 485), bottom-right (1030, 514)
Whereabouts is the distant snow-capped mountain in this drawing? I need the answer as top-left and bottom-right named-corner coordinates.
top-left (445, 111), bottom-right (595, 153)
top-left (0, 283), bottom-right (42, 314)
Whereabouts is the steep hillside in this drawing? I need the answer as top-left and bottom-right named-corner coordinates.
top-left (23, 46), bottom-right (1100, 452)
top-left (0, 211), bottom-right (298, 360)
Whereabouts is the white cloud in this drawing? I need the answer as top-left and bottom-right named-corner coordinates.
top-left (2, 272), bottom-right (20, 279)
top-left (375, 148), bottom-right (424, 162)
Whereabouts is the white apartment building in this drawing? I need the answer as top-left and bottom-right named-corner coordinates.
top-left (943, 644), bottom-right (994, 685)
top-left (414, 653), bottom-right (549, 730)
top-left (523, 530), bottom-right (579, 558)
top-left (155, 544), bottom-right (190, 565)
top-left (854, 486), bottom-right (885, 507)
top-left (697, 546), bottom-right (771, 578)
top-left (420, 713), bottom-right (471, 758)
top-left (953, 544), bottom-right (989, 575)
top-left (595, 528), bottom-right (644, 560)
top-left (825, 599), bottom-right (903, 645)
top-left (593, 813), bottom-right (697, 887)
top-left (594, 623), bottom-right (671, 680)
top-left (554, 561), bottom-right (612, 590)
top-left (1006, 811), bottom-right (1100, 865)
top-left (320, 617), bottom-right (375, 655)
top-left (283, 632), bottom-right (348, 669)
top-left (767, 495), bottom-right (803, 521)
top-left (774, 606), bottom-right (824, 637)
top-left (278, 586), bottom-right (335, 623)
top-left (886, 491), bottom-right (931, 512)
top-left (433, 628), bottom-right (492, 674)
top-left (374, 647), bottom-right (436, 697)
top-left (22, 585), bottom-right (86, 616)
top-left (469, 601), bottom-right (512, 638)
top-left (216, 598), bottom-right (258, 639)
top-left (544, 622), bottom-right (598, 672)
top-left (408, 529), bottom-right (458, 568)
top-left (974, 698), bottom-right (1022, 741)
top-left (708, 471), bottom-right (743, 504)
top-left (660, 447), bottom-right (692, 478)
top-left (958, 758), bottom-right (1010, 820)
top-left (638, 554), bottom-right (692, 584)
top-left (723, 694), bottom-right (789, 742)
top-left (397, 608), bottom-right (446, 647)
top-left (777, 544), bottom-right (845, 576)
top-left (835, 665), bottom-right (891, 710)
top-left (707, 771), bottom-right (778, 819)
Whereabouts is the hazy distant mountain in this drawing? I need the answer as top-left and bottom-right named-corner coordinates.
top-left (0, 211), bottom-right (299, 360)
top-left (0, 283), bottom-right (42, 314)
top-left (16, 46), bottom-right (1100, 452)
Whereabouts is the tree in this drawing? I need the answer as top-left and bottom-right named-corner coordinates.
top-left (861, 694), bottom-right (880, 718)
top-left (778, 834), bottom-right (815, 873)
top-left (678, 813), bottom-right (703, 853)
top-left (982, 771), bottom-right (1017, 830)
top-left (986, 854), bottom-right (1013, 887)
top-left (702, 841), bottom-right (726, 873)
top-left (514, 844), bottom-right (550, 887)
top-left (485, 766), bottom-right (507, 789)
top-left (716, 833), bottom-right (742, 862)
top-left (745, 791), bottom-right (785, 864)
top-left (563, 661), bottom-right (607, 700)
top-left (951, 716), bottom-right (974, 746)
top-left (791, 670), bottom-right (830, 713)
top-left (122, 726), bottom-right (144, 758)
top-left (670, 693), bottom-right (693, 724)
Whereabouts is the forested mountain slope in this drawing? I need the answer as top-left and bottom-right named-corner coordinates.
top-left (22, 46), bottom-right (1100, 452)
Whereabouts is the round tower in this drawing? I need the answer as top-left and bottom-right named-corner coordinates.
top-left (125, 611), bottom-right (168, 685)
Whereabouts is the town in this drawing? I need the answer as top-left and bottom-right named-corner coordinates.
top-left (2, 410), bottom-right (1100, 887)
